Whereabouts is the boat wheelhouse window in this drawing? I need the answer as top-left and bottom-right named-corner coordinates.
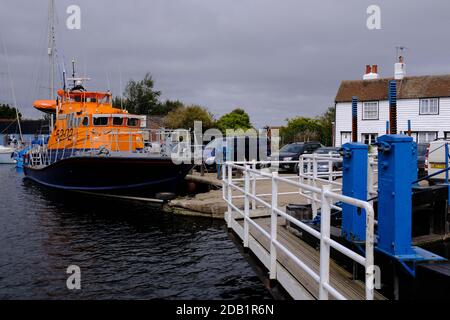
top-left (127, 118), bottom-right (140, 127)
top-left (113, 117), bottom-right (124, 126)
top-left (93, 117), bottom-right (109, 126)
top-left (82, 117), bottom-right (89, 126)
top-left (99, 96), bottom-right (111, 104)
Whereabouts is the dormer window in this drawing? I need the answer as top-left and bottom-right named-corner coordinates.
top-left (420, 98), bottom-right (439, 115)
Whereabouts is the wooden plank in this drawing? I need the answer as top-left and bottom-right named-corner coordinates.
top-left (235, 215), bottom-right (386, 300)
top-left (229, 218), bottom-right (314, 300)
top-left (413, 233), bottom-right (450, 246)
top-left (231, 208), bottom-right (271, 219)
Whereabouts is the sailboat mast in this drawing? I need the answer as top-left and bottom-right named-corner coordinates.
top-left (48, 0), bottom-right (56, 132)
top-left (48, 0), bottom-right (56, 99)
top-left (0, 32), bottom-right (23, 142)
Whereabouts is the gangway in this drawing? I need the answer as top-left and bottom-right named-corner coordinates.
top-left (222, 158), bottom-right (383, 300)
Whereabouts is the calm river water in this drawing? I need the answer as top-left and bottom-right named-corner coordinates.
top-left (0, 165), bottom-right (271, 299)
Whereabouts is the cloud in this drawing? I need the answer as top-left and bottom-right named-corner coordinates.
top-left (1, 0), bottom-right (450, 127)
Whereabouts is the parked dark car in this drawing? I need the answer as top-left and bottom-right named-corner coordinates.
top-left (273, 141), bottom-right (323, 173)
top-left (417, 143), bottom-right (428, 177)
top-left (313, 147), bottom-right (342, 173)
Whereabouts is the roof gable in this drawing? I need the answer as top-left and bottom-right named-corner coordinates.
top-left (335, 75), bottom-right (450, 103)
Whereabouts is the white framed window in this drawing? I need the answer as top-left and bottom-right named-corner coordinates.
top-left (362, 102), bottom-right (379, 120)
top-left (419, 98), bottom-right (439, 115)
top-left (414, 131), bottom-right (437, 143)
top-left (362, 133), bottom-right (378, 145)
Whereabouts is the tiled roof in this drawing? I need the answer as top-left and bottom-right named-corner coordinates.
top-left (335, 75), bottom-right (450, 103)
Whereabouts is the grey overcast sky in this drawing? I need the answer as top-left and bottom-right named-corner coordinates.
top-left (0, 0), bottom-right (449, 127)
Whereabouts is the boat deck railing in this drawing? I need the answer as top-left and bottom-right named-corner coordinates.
top-left (222, 157), bottom-right (376, 300)
top-left (25, 128), bottom-right (196, 167)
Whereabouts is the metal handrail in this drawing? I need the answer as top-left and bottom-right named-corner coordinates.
top-left (223, 161), bottom-right (375, 300)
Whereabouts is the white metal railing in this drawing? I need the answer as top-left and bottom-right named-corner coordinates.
top-left (367, 154), bottom-right (378, 201)
top-left (222, 161), bottom-right (375, 300)
top-left (300, 153), bottom-right (343, 217)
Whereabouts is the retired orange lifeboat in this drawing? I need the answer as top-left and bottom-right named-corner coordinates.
top-left (23, 79), bottom-right (193, 196)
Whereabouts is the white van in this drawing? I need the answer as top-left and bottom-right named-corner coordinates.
top-left (426, 139), bottom-right (450, 183)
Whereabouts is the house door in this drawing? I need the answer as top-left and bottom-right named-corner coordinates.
top-left (341, 132), bottom-right (352, 145)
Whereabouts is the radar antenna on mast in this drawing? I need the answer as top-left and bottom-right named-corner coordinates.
top-left (67, 59), bottom-right (91, 91)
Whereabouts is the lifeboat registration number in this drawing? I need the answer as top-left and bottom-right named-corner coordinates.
top-left (55, 128), bottom-right (74, 141)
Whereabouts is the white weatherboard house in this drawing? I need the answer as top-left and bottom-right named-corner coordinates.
top-left (334, 58), bottom-right (450, 147)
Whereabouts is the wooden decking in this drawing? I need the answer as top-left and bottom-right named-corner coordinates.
top-left (229, 213), bottom-right (386, 300)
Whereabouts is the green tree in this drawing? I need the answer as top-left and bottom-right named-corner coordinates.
top-left (121, 73), bottom-right (162, 115)
top-left (0, 104), bottom-right (21, 119)
top-left (215, 108), bottom-right (252, 133)
top-left (112, 96), bottom-right (125, 109)
top-left (157, 100), bottom-right (184, 115)
top-left (318, 106), bottom-right (335, 146)
top-left (280, 117), bottom-right (324, 144)
top-left (164, 104), bottom-right (214, 131)
top-left (114, 74), bottom-right (186, 116)
top-left (280, 107), bottom-right (336, 146)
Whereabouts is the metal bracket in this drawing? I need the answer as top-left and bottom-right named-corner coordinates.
top-left (338, 147), bottom-right (351, 158)
top-left (373, 141), bottom-right (391, 153)
top-left (376, 246), bottom-right (446, 277)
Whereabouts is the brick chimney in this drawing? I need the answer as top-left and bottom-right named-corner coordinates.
top-left (363, 64), bottom-right (379, 80)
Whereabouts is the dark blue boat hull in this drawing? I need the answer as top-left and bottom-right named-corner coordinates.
top-left (23, 156), bottom-right (194, 196)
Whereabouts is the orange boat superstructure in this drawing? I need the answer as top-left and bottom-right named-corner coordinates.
top-left (33, 89), bottom-right (145, 153)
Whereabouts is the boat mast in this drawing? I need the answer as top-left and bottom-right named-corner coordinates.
top-left (0, 32), bottom-right (23, 142)
top-left (48, 0), bottom-right (56, 132)
top-left (72, 58), bottom-right (76, 86)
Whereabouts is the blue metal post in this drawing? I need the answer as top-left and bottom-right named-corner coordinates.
top-left (445, 144), bottom-right (449, 203)
top-left (341, 143), bottom-right (368, 242)
top-left (412, 142), bottom-right (418, 186)
top-left (377, 135), bottom-right (415, 256)
top-left (351, 97), bottom-right (358, 143)
top-left (386, 121), bottom-right (389, 134)
top-left (388, 81), bottom-right (398, 134)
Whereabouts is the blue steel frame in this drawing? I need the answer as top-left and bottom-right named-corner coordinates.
top-left (341, 143), bottom-right (368, 242)
top-left (375, 134), bottom-right (445, 276)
